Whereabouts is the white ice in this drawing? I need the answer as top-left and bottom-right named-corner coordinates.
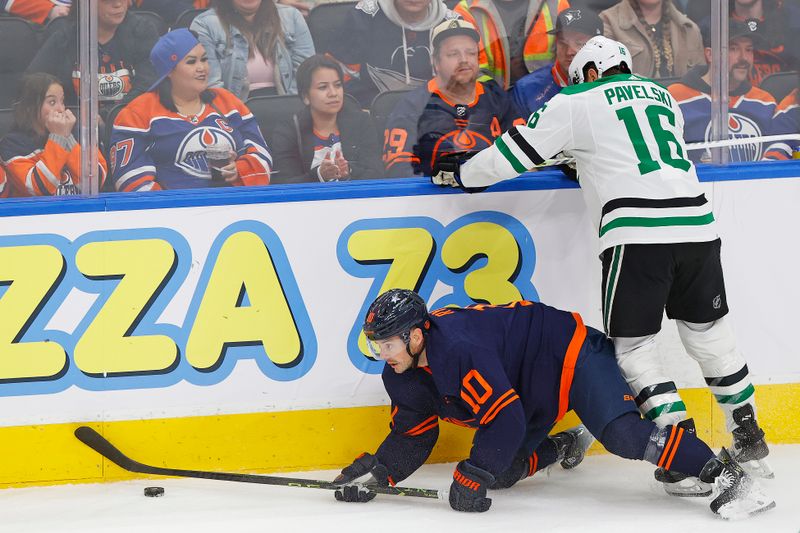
top-left (2, 445), bottom-right (798, 533)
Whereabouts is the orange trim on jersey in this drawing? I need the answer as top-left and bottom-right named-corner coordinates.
top-left (404, 415), bottom-right (439, 437)
top-left (426, 79), bottom-right (485, 108)
top-left (389, 405), bottom-right (399, 429)
top-left (555, 312), bottom-right (587, 422)
top-left (420, 366), bottom-right (433, 375)
top-left (442, 416), bottom-right (476, 428)
top-left (527, 452), bottom-right (538, 477)
top-left (479, 389), bottom-right (519, 425)
top-left (666, 83), bottom-right (703, 101)
top-left (123, 175), bottom-right (157, 193)
top-left (430, 308), bottom-right (455, 317)
top-left (387, 475), bottom-right (396, 487)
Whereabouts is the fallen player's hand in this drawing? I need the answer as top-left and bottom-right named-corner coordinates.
top-left (449, 460), bottom-right (494, 512)
top-left (333, 453), bottom-right (389, 503)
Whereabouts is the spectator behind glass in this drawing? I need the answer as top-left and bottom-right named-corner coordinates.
top-left (109, 29), bottom-right (272, 191)
top-left (271, 55), bottom-right (383, 183)
top-left (600, 0), bottom-right (703, 79)
top-left (454, 0), bottom-right (569, 90)
top-left (773, 86), bottom-right (800, 158)
top-left (383, 19), bottom-right (522, 178)
top-left (0, 0), bottom-right (70, 25)
top-left (700, 0), bottom-right (800, 87)
top-left (190, 0), bottom-right (315, 100)
top-left (326, 0), bottom-right (459, 107)
top-left (0, 73), bottom-right (108, 196)
top-left (26, 0), bottom-right (160, 116)
top-left (667, 19), bottom-right (789, 163)
top-left (512, 7), bottom-right (603, 117)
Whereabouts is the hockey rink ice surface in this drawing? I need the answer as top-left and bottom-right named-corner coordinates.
top-left (2, 444), bottom-right (798, 533)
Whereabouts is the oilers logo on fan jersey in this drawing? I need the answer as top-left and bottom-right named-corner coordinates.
top-left (109, 88), bottom-right (271, 191)
top-left (701, 113), bottom-right (764, 162)
top-left (175, 127), bottom-right (235, 178)
top-left (382, 79), bottom-right (522, 177)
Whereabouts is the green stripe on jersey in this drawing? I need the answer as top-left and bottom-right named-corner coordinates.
top-left (643, 401), bottom-right (687, 421)
top-left (715, 384), bottom-right (755, 404)
top-left (496, 135), bottom-right (527, 173)
top-left (599, 213), bottom-right (715, 237)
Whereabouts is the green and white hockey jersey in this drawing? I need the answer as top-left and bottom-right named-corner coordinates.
top-left (458, 73), bottom-right (719, 251)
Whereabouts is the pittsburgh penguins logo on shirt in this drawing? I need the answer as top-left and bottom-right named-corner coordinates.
top-left (175, 127), bottom-right (236, 179)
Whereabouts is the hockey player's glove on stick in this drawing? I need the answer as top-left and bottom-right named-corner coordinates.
top-left (74, 427), bottom-right (445, 499)
top-left (449, 460), bottom-right (494, 512)
top-left (430, 151), bottom-right (487, 193)
top-left (333, 452), bottom-right (390, 503)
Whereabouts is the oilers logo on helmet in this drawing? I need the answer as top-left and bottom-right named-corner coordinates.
top-left (175, 127), bottom-right (236, 178)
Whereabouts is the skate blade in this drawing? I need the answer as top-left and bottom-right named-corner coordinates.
top-left (717, 498), bottom-right (776, 520)
top-left (662, 478), bottom-right (712, 498)
top-left (741, 458), bottom-right (775, 480)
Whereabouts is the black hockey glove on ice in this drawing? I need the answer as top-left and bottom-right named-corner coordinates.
top-left (430, 151), bottom-right (486, 193)
top-left (333, 452), bottom-right (389, 503)
top-left (449, 460), bottom-right (494, 512)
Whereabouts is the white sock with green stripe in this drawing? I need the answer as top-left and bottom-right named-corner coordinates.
top-left (677, 318), bottom-right (756, 432)
top-left (614, 335), bottom-right (687, 426)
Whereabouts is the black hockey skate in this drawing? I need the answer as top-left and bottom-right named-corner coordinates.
top-left (654, 419), bottom-right (711, 497)
top-left (699, 448), bottom-right (775, 519)
top-left (730, 404), bottom-right (774, 479)
top-left (550, 425), bottom-right (594, 469)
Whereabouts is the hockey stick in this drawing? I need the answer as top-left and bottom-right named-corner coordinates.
top-left (74, 426), bottom-right (446, 500)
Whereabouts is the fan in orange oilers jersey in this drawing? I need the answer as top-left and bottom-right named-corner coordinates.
top-left (109, 29), bottom-right (271, 191)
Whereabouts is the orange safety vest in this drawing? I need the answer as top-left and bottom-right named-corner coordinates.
top-left (455, 0), bottom-right (569, 89)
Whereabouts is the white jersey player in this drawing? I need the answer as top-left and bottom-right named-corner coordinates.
top-left (431, 36), bottom-right (772, 494)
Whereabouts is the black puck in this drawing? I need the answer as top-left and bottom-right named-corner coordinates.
top-left (144, 486), bottom-right (165, 497)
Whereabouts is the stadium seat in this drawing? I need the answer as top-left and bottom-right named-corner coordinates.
top-left (134, 11), bottom-right (169, 36)
top-left (307, 2), bottom-right (356, 54)
top-left (172, 8), bottom-right (206, 30)
top-left (370, 89), bottom-right (411, 137)
top-left (246, 94), bottom-right (306, 148)
top-left (760, 71), bottom-right (799, 104)
top-left (0, 17), bottom-right (41, 108)
top-left (0, 108), bottom-right (14, 139)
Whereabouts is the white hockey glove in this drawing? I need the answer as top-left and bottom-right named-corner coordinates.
top-left (430, 151), bottom-right (486, 192)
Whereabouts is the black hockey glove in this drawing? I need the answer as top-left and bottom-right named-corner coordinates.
top-left (430, 151), bottom-right (486, 193)
top-left (449, 460), bottom-right (494, 512)
top-left (333, 452), bottom-right (389, 503)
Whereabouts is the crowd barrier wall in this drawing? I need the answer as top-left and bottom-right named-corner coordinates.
top-left (0, 161), bottom-right (798, 487)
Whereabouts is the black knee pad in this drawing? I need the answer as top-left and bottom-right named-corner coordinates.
top-left (599, 412), bottom-right (653, 460)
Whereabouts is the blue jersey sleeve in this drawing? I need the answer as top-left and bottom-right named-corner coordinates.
top-left (374, 367), bottom-right (440, 484)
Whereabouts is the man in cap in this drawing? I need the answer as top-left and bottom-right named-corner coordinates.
top-left (512, 7), bottom-right (603, 117)
top-left (383, 19), bottom-right (523, 177)
top-left (667, 18), bottom-right (789, 162)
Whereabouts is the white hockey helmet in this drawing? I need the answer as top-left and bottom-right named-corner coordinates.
top-left (568, 35), bottom-right (631, 85)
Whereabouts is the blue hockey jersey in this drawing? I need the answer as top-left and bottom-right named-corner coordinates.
top-left (667, 66), bottom-right (789, 163)
top-left (511, 62), bottom-right (569, 119)
top-left (772, 89), bottom-right (800, 156)
top-left (375, 301), bottom-right (587, 482)
top-left (382, 79), bottom-right (522, 178)
top-left (109, 88), bottom-right (271, 191)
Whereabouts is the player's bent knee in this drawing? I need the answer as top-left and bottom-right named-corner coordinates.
top-left (598, 412), bottom-right (654, 460)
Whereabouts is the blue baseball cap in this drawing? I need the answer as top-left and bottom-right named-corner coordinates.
top-left (148, 29), bottom-right (201, 92)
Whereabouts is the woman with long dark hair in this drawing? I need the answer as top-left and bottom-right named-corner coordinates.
top-left (190, 0), bottom-right (314, 99)
top-left (0, 73), bottom-right (107, 196)
top-left (108, 29), bottom-right (272, 191)
top-left (271, 55), bottom-right (383, 183)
